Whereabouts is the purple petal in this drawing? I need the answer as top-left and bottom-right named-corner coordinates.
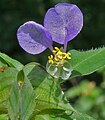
top-left (44, 3), bottom-right (83, 44)
top-left (17, 21), bottom-right (53, 54)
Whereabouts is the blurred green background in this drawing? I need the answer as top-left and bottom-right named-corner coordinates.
top-left (0, 0), bottom-right (105, 119)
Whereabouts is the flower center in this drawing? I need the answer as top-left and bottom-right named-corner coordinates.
top-left (48, 47), bottom-right (71, 65)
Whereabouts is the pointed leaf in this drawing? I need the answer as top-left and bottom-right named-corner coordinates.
top-left (0, 52), bottom-right (23, 71)
top-left (8, 70), bottom-right (36, 120)
top-left (0, 67), bottom-right (17, 113)
top-left (7, 80), bottom-right (19, 120)
top-left (36, 111), bottom-right (96, 120)
top-left (70, 47), bottom-right (105, 78)
top-left (23, 63), bottom-right (75, 115)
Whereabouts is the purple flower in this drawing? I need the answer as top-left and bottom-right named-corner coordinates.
top-left (17, 3), bottom-right (83, 54)
top-left (17, 3), bottom-right (83, 79)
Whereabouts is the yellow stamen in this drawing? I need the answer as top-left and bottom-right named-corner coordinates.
top-left (48, 55), bottom-right (53, 59)
top-left (62, 52), bottom-right (67, 59)
top-left (49, 59), bottom-right (54, 64)
top-left (48, 47), bottom-right (71, 64)
top-left (66, 53), bottom-right (71, 59)
top-left (54, 56), bottom-right (59, 62)
top-left (48, 55), bottom-right (54, 64)
top-left (55, 47), bottom-right (60, 51)
top-left (52, 47), bottom-right (60, 53)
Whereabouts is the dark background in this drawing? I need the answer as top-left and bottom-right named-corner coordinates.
top-left (0, 0), bottom-right (105, 64)
top-left (0, 0), bottom-right (105, 119)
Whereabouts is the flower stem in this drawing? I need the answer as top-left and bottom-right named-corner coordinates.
top-left (64, 40), bottom-right (68, 52)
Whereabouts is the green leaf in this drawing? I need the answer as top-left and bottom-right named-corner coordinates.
top-left (8, 70), bottom-right (36, 120)
top-left (35, 111), bottom-right (96, 120)
top-left (17, 70), bottom-right (25, 83)
top-left (0, 61), bottom-right (7, 67)
top-left (70, 112), bottom-right (96, 120)
top-left (0, 114), bottom-right (8, 120)
top-left (23, 63), bottom-right (75, 115)
top-left (19, 78), bottom-right (36, 120)
top-left (0, 67), bottom-right (17, 113)
top-left (8, 80), bottom-right (19, 120)
top-left (70, 47), bottom-right (105, 78)
top-left (0, 52), bottom-right (24, 71)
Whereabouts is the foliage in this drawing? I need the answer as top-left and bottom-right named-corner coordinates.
top-left (1, 46), bottom-right (105, 119)
top-left (70, 47), bottom-right (105, 78)
top-left (0, 0), bottom-right (105, 119)
top-left (65, 78), bottom-right (105, 120)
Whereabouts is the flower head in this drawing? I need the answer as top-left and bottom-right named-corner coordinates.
top-left (48, 47), bottom-right (71, 65)
top-left (17, 3), bottom-right (83, 79)
top-left (44, 3), bottom-right (83, 50)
